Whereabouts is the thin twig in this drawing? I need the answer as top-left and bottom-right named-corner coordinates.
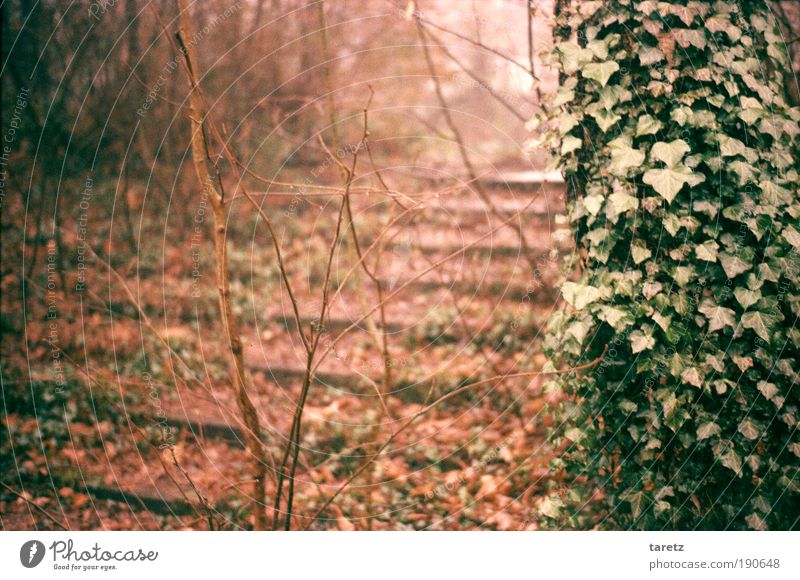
top-left (0, 482), bottom-right (70, 530)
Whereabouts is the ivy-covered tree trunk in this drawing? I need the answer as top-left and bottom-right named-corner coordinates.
top-left (538, 0), bottom-right (800, 530)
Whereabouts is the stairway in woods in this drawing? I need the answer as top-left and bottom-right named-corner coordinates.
top-left (5, 172), bottom-right (571, 530)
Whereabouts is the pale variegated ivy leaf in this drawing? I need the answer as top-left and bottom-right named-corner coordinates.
top-left (558, 114), bottom-right (579, 135)
top-left (642, 281), bottom-right (662, 299)
top-left (719, 253), bottom-right (751, 278)
top-left (607, 138), bottom-right (645, 176)
top-left (719, 448), bottom-right (743, 476)
top-left (639, 46), bottom-right (664, 65)
top-left (636, 115), bottom-right (662, 136)
top-left (651, 311), bottom-right (671, 332)
top-left (552, 87), bottom-right (575, 107)
top-left (588, 106), bottom-right (621, 132)
top-left (757, 381), bottom-right (778, 401)
top-left (629, 330), bottom-right (655, 353)
top-left (537, 495), bottom-right (564, 519)
top-left (651, 139), bottom-right (691, 167)
top-left (599, 85), bottom-right (631, 109)
top-left (577, 0), bottom-right (602, 17)
top-left (671, 107), bottom-right (694, 127)
top-left (607, 191), bottom-right (639, 218)
top-left (741, 311), bottom-right (772, 342)
top-left (556, 41), bottom-right (593, 75)
top-left (758, 117), bottom-right (783, 140)
top-left (669, 4), bottom-right (699, 26)
top-left (700, 303), bottom-right (736, 332)
top-left (733, 355), bottom-right (754, 372)
top-left (738, 420), bottom-right (760, 440)
top-left (583, 193), bottom-right (604, 216)
top-left (746, 513), bottom-right (768, 531)
top-left (675, 28), bottom-right (707, 49)
top-left (782, 225), bottom-right (800, 249)
top-left (739, 108), bottom-right (762, 125)
top-left (564, 427), bottom-right (587, 443)
top-left (561, 282), bottom-right (603, 310)
top-left (718, 134), bottom-right (747, 157)
top-left (642, 166), bottom-right (697, 203)
top-left (681, 367), bottom-right (703, 387)
top-left (734, 287), bottom-right (761, 308)
top-left (561, 135), bottom-right (582, 155)
top-left (663, 214), bottom-right (682, 236)
top-left (582, 60), bottom-right (620, 87)
top-left (587, 39), bottom-right (609, 60)
top-left (631, 244), bottom-right (651, 264)
top-left (673, 265), bottom-right (695, 286)
top-left (695, 240), bottom-right (719, 262)
top-left (600, 306), bottom-right (631, 330)
top-left (637, 1), bottom-right (657, 16)
top-left (566, 317), bottom-right (594, 344)
top-left (697, 422), bottom-right (721, 441)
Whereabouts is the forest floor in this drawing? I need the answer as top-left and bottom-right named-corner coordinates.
top-left (1, 166), bottom-right (571, 530)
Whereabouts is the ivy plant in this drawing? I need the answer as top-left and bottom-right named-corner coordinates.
top-left (533, 0), bottom-right (799, 530)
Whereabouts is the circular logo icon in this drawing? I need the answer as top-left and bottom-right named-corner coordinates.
top-left (20, 540), bottom-right (46, 568)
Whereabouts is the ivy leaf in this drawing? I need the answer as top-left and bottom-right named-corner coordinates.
top-left (608, 191), bottom-right (639, 218)
top-left (675, 28), bottom-right (707, 49)
top-left (630, 330), bottom-right (655, 353)
top-left (651, 139), bottom-right (691, 167)
top-left (719, 253), bottom-right (751, 278)
top-left (681, 367), bottom-right (703, 387)
top-left (738, 420), bottom-right (760, 440)
top-left (556, 41), bottom-right (593, 74)
top-left (561, 135), bottom-right (582, 155)
top-left (695, 240), bottom-right (718, 262)
top-left (636, 114), bottom-right (663, 136)
top-left (600, 306), bottom-right (632, 330)
top-left (746, 513), bottom-right (768, 531)
top-left (588, 106), bottom-right (621, 132)
top-left (697, 422), bottom-right (721, 441)
top-left (782, 225), bottom-right (800, 249)
top-left (757, 381), bottom-right (778, 401)
top-left (631, 244), bottom-right (652, 264)
top-left (642, 166), bottom-right (698, 203)
top-left (583, 193), bottom-right (604, 216)
top-left (718, 135), bottom-right (746, 157)
top-left (734, 287), bottom-right (760, 308)
top-left (698, 301), bottom-right (736, 332)
top-left (561, 282), bottom-right (603, 310)
top-left (719, 448), bottom-right (743, 476)
top-left (582, 61), bottom-right (620, 87)
top-left (607, 137), bottom-right (645, 176)
top-left (741, 311), bottom-right (772, 341)
top-left (639, 46), bottom-right (664, 65)
top-left (538, 495), bottom-right (564, 519)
